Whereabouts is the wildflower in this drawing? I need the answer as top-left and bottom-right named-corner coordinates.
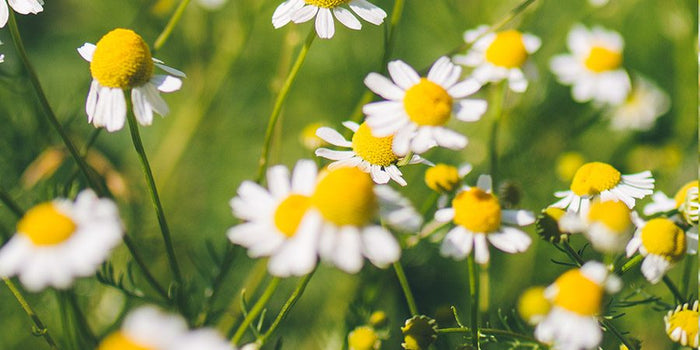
top-left (517, 286), bottom-right (551, 325)
top-left (552, 161), bottom-right (654, 213)
top-left (78, 28), bottom-right (186, 132)
top-left (644, 180), bottom-right (699, 226)
top-left (0, 0), bottom-right (43, 28)
top-left (348, 326), bottom-right (381, 350)
top-left (0, 190), bottom-right (122, 291)
top-left (454, 26), bottom-right (541, 92)
top-left (535, 261), bottom-right (622, 350)
top-left (550, 24), bottom-right (631, 105)
top-left (424, 163), bottom-right (472, 208)
top-left (559, 200), bottom-right (635, 253)
top-left (363, 56), bottom-right (487, 156)
top-left (98, 307), bottom-right (235, 350)
top-left (664, 301), bottom-right (699, 348)
top-left (228, 160), bottom-right (320, 277)
top-left (315, 121), bottom-right (426, 186)
top-left (401, 315), bottom-right (437, 350)
top-left (434, 174), bottom-right (534, 264)
top-left (272, 0), bottom-right (387, 39)
top-left (605, 76), bottom-right (670, 131)
top-left (536, 206), bottom-right (569, 243)
top-left (625, 218), bottom-right (696, 283)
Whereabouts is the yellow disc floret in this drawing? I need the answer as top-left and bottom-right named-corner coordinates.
top-left (570, 162), bottom-right (621, 196)
top-left (552, 269), bottom-right (603, 316)
top-left (665, 302), bottom-right (699, 348)
top-left (640, 218), bottom-right (686, 261)
top-left (274, 194), bottom-right (311, 237)
top-left (452, 188), bottom-right (501, 233)
top-left (312, 167), bottom-right (377, 226)
top-left (485, 30), bottom-right (528, 68)
top-left (305, 0), bottom-right (350, 8)
top-left (352, 123), bottom-right (398, 167)
top-left (348, 326), bottom-right (380, 350)
top-left (424, 164), bottom-right (460, 192)
top-left (584, 46), bottom-right (622, 73)
top-left (17, 202), bottom-right (76, 246)
top-left (674, 180), bottom-right (698, 208)
top-left (587, 200), bottom-right (632, 233)
top-left (403, 78), bottom-right (453, 126)
top-left (517, 286), bottom-right (551, 325)
top-left (98, 331), bottom-right (153, 350)
top-left (90, 28), bottom-right (155, 89)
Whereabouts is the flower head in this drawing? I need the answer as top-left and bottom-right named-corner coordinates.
top-left (78, 28), bottom-right (186, 132)
top-left (605, 76), bottom-right (670, 131)
top-left (0, 0), bottom-right (43, 28)
top-left (664, 301), bottom-right (699, 348)
top-left (401, 315), bottom-right (437, 350)
top-left (625, 218), bottom-right (694, 283)
top-left (272, 0), bottom-right (387, 39)
top-left (644, 180), bottom-right (699, 226)
top-left (559, 199), bottom-right (635, 253)
top-left (0, 190), bottom-right (123, 291)
top-left (363, 57), bottom-right (487, 156)
top-left (518, 286), bottom-right (552, 325)
top-left (454, 26), bottom-right (541, 92)
top-left (348, 326), bottom-right (380, 350)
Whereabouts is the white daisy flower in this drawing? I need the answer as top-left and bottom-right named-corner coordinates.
top-left (78, 28), bottom-right (186, 132)
top-left (535, 261), bottom-right (622, 350)
top-left (664, 301), bottom-right (699, 349)
top-left (363, 56), bottom-right (487, 156)
top-left (625, 218), bottom-right (697, 284)
top-left (424, 162), bottom-right (473, 208)
top-left (0, 189), bottom-right (123, 291)
top-left (644, 180), bottom-right (698, 226)
top-left (559, 199), bottom-right (635, 254)
top-left (228, 160), bottom-right (320, 277)
top-left (434, 174), bottom-right (534, 264)
top-left (454, 26), bottom-right (541, 92)
top-left (605, 75), bottom-right (670, 131)
top-left (0, 0), bottom-right (42, 28)
top-left (315, 121), bottom-right (427, 186)
top-left (552, 161), bottom-right (654, 213)
top-left (272, 0), bottom-right (387, 39)
top-left (550, 24), bottom-right (631, 105)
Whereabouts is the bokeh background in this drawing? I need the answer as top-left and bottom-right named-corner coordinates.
top-left (0, 0), bottom-right (697, 349)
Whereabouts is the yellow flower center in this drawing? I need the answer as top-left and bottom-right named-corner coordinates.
top-left (584, 46), bottom-right (622, 73)
top-left (304, 0), bottom-right (350, 8)
top-left (485, 30), bottom-right (528, 68)
top-left (666, 309), bottom-right (699, 346)
top-left (452, 188), bottom-right (501, 233)
top-left (98, 331), bottom-right (153, 350)
top-left (587, 200), bottom-right (632, 233)
top-left (352, 123), bottom-right (398, 167)
top-left (274, 194), bottom-right (311, 237)
top-left (640, 218), bottom-right (686, 261)
top-left (348, 326), bottom-right (379, 350)
top-left (311, 167), bottom-right (377, 226)
top-left (517, 286), bottom-right (551, 325)
top-left (403, 78), bottom-right (453, 126)
top-left (424, 164), bottom-right (460, 192)
top-left (90, 28), bottom-right (155, 89)
top-left (674, 180), bottom-right (698, 208)
top-left (552, 269), bottom-right (603, 315)
top-left (570, 162), bottom-right (621, 196)
top-left (17, 202), bottom-right (76, 246)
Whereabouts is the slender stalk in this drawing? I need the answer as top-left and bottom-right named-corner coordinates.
top-left (478, 263), bottom-right (490, 322)
top-left (3, 278), bottom-right (59, 349)
top-left (126, 109), bottom-right (183, 294)
top-left (679, 255), bottom-right (694, 298)
top-left (154, 0), bottom-right (192, 51)
top-left (662, 275), bottom-right (685, 304)
top-left (65, 291), bottom-right (97, 347)
top-left (257, 270), bottom-right (316, 346)
top-left (195, 244), bottom-right (236, 327)
top-left (617, 254), bottom-right (643, 274)
top-left (601, 319), bottom-right (637, 350)
top-left (467, 255), bottom-right (480, 349)
top-left (122, 234), bottom-right (170, 300)
top-left (0, 187), bottom-right (25, 218)
top-left (488, 83), bottom-right (507, 185)
top-left (231, 277), bottom-right (281, 345)
top-left (393, 261), bottom-right (419, 315)
top-left (255, 28), bottom-right (316, 183)
top-left (560, 240), bottom-right (584, 266)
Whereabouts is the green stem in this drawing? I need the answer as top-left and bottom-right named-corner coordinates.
top-left (231, 277), bottom-right (281, 345)
top-left (126, 109), bottom-right (183, 296)
top-left (0, 187), bottom-right (25, 218)
top-left (679, 255), bottom-right (694, 298)
top-left (488, 83), bottom-right (507, 185)
top-left (600, 319), bottom-right (637, 350)
top-left (255, 28), bottom-right (316, 183)
top-left (196, 245), bottom-right (236, 327)
top-left (7, 11), bottom-right (107, 197)
top-left (121, 234), bottom-right (170, 300)
top-left (393, 261), bottom-right (419, 315)
top-left (3, 278), bottom-right (59, 349)
top-left (662, 275), bottom-right (685, 304)
top-left (616, 254), bottom-right (642, 274)
top-left (65, 291), bottom-right (97, 347)
top-left (467, 255), bottom-right (480, 349)
top-left (436, 327), bottom-right (545, 346)
top-left (154, 0), bottom-right (192, 51)
top-left (257, 271), bottom-right (315, 346)
top-left (560, 240), bottom-right (584, 266)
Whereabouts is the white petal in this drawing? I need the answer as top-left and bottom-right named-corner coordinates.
top-left (291, 159), bottom-right (318, 195)
top-left (369, 165), bottom-right (390, 184)
top-left (104, 88), bottom-right (127, 132)
top-left (85, 80), bottom-right (99, 122)
top-left (291, 5), bottom-right (318, 23)
top-left (154, 62), bottom-right (187, 78)
top-left (454, 99), bottom-right (487, 122)
top-left (427, 56), bottom-right (461, 89)
top-left (333, 227), bottom-right (364, 273)
top-left (142, 83), bottom-right (169, 116)
top-left (641, 255), bottom-right (670, 284)
top-left (8, 0), bottom-right (43, 15)
top-left (362, 227), bottom-right (400, 267)
top-left (131, 87), bottom-right (153, 126)
top-left (507, 69), bottom-right (528, 93)
top-left (315, 148), bottom-right (355, 161)
top-left (501, 210), bottom-right (535, 226)
top-left (77, 43), bottom-right (96, 62)
top-left (432, 127), bottom-right (467, 150)
top-left (473, 234), bottom-right (490, 264)
top-left (477, 175), bottom-right (492, 193)
top-left (266, 165), bottom-right (291, 198)
top-left (342, 120), bottom-right (360, 132)
top-left (333, 7), bottom-right (361, 30)
top-left (387, 60), bottom-right (420, 90)
top-left (447, 78), bottom-right (482, 98)
top-left (522, 34), bottom-right (541, 53)
top-left (316, 127), bottom-right (351, 147)
top-left (364, 72), bottom-right (405, 100)
top-left (272, 0), bottom-right (304, 28)
top-left (314, 8), bottom-right (335, 39)
top-left (348, 0), bottom-right (386, 25)
top-left (434, 208), bottom-right (455, 222)
top-left (0, 1), bottom-right (8, 28)
top-left (440, 227), bottom-right (473, 259)
top-left (151, 75), bottom-right (182, 93)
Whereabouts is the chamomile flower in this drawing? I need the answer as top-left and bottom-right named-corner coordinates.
top-left (424, 162), bottom-right (472, 208)
top-left (605, 76), bottom-right (670, 131)
top-left (272, 0), bottom-right (387, 39)
top-left (454, 26), bottom-right (541, 92)
top-left (363, 56), bottom-right (487, 156)
top-left (559, 200), bottom-right (635, 253)
top-left (0, 190), bottom-right (122, 291)
top-left (518, 286), bottom-right (552, 326)
top-left (664, 301), bottom-right (699, 348)
top-left (535, 261), bottom-right (622, 350)
top-left (0, 0), bottom-right (43, 28)
top-left (348, 326), bottom-right (381, 350)
top-left (550, 24), bottom-right (631, 105)
top-left (315, 121), bottom-right (426, 186)
top-left (228, 160), bottom-right (320, 277)
top-left (625, 218), bottom-right (696, 284)
top-left (434, 174), bottom-right (534, 264)
top-left (644, 180), bottom-right (699, 226)
top-left (552, 161), bottom-right (654, 213)
top-left (78, 28), bottom-right (186, 132)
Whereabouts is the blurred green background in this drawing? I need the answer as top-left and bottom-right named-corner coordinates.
top-left (0, 0), bottom-right (697, 349)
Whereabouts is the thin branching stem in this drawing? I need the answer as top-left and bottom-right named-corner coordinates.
top-left (154, 0), bottom-right (192, 51)
top-left (3, 278), bottom-right (60, 349)
top-left (467, 255), bottom-right (480, 349)
top-left (257, 270), bottom-right (316, 346)
top-left (0, 187), bottom-right (25, 218)
top-left (617, 255), bottom-right (643, 274)
top-left (662, 275), bottom-right (686, 304)
top-left (231, 277), bottom-right (281, 345)
top-left (393, 261), bottom-right (419, 315)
